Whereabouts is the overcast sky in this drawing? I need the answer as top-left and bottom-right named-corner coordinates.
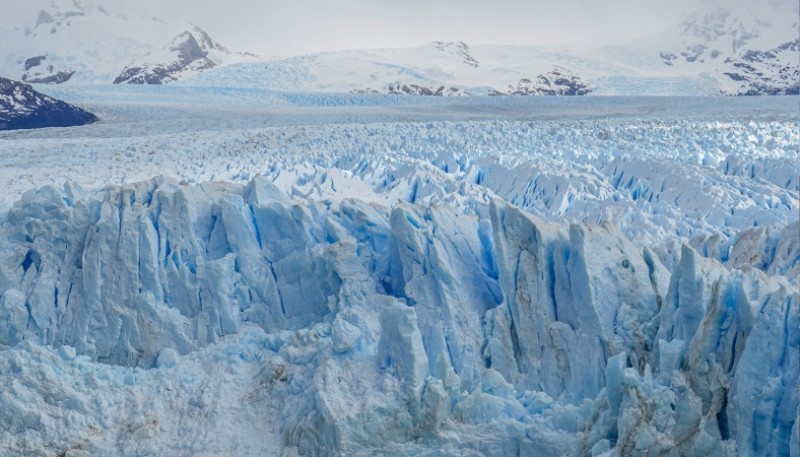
top-left (109, 0), bottom-right (699, 56)
top-left (3, 0), bottom-right (739, 56)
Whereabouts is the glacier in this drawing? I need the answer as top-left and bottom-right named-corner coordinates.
top-left (0, 175), bottom-right (796, 456)
top-left (0, 89), bottom-right (797, 456)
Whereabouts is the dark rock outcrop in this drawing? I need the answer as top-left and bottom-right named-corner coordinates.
top-left (490, 67), bottom-right (591, 96)
top-left (19, 54), bottom-right (75, 85)
top-left (353, 83), bottom-right (471, 96)
top-left (720, 39), bottom-right (800, 95)
top-left (660, 3), bottom-right (799, 95)
top-left (0, 76), bottom-right (96, 130)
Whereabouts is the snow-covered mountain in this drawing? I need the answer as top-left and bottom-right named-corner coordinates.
top-left (656, 0), bottom-right (799, 95)
top-left (1, 1), bottom-right (794, 95)
top-left (183, 42), bottom-right (602, 95)
top-left (0, 0), bottom-right (253, 85)
top-left (113, 25), bottom-right (250, 84)
top-left (185, 33), bottom-right (796, 96)
top-left (184, 0), bottom-right (797, 96)
top-left (0, 76), bottom-right (96, 129)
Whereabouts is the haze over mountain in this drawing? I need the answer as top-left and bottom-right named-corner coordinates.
top-left (0, 0), bottom-right (796, 95)
top-left (1, 0), bottom-right (699, 56)
top-left (0, 0), bottom-right (800, 95)
top-left (0, 0), bottom-right (255, 84)
top-left (186, 0), bottom-right (798, 97)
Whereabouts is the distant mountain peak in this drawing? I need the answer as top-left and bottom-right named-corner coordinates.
top-left (114, 25), bottom-right (248, 84)
top-left (429, 40), bottom-right (479, 67)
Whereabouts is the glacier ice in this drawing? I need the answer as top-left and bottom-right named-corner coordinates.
top-left (0, 176), bottom-right (796, 456)
top-left (2, 95), bottom-right (797, 274)
top-left (0, 90), bottom-right (797, 455)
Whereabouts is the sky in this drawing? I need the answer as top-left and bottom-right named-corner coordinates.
top-left (108, 0), bottom-right (698, 56)
top-left (4, 0), bottom-right (750, 57)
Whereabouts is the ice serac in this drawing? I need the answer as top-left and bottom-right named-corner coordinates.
top-left (0, 178), bottom-right (342, 366)
top-left (487, 202), bottom-right (661, 402)
top-left (588, 244), bottom-right (799, 456)
top-left (0, 177), bottom-right (796, 456)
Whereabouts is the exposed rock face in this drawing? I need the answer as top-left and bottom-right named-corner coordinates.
top-left (23, 55), bottom-right (47, 71)
top-left (386, 83), bottom-right (470, 96)
top-left (353, 83), bottom-right (471, 96)
top-left (0, 76), bottom-right (96, 130)
top-left (721, 39), bottom-right (799, 95)
top-left (490, 67), bottom-right (591, 96)
top-left (114, 26), bottom-right (230, 84)
top-left (20, 54), bottom-right (75, 84)
top-left (23, 69), bottom-right (75, 84)
top-left (15, 6), bottom-right (87, 84)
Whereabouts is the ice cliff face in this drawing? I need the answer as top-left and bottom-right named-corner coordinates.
top-left (0, 177), bottom-right (795, 456)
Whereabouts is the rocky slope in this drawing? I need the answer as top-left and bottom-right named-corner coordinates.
top-left (0, 76), bottom-right (96, 130)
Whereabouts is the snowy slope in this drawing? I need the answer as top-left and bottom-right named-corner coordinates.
top-left (182, 1), bottom-right (797, 96)
top-left (654, 0), bottom-right (800, 95)
top-left (184, 35), bottom-right (796, 96)
top-left (0, 76), bottom-right (96, 129)
top-left (1, 1), bottom-right (794, 94)
top-left (0, 0), bottom-right (252, 85)
top-left (114, 25), bottom-right (256, 85)
top-left (181, 42), bottom-right (630, 95)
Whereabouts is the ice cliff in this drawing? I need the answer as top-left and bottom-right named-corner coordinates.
top-left (0, 177), bottom-right (796, 456)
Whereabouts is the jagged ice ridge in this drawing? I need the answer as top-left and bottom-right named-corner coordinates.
top-left (0, 175), bottom-right (796, 456)
top-left (0, 89), bottom-right (797, 456)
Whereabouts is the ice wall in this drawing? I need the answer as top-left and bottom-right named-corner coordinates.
top-left (0, 177), bottom-right (796, 456)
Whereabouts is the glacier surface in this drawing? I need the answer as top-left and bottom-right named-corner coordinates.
top-left (0, 89), bottom-right (797, 456)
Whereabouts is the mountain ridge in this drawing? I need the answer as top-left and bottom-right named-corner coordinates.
top-left (0, 1), bottom-right (795, 95)
top-left (0, 1), bottom-right (254, 85)
top-left (0, 76), bottom-right (96, 130)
